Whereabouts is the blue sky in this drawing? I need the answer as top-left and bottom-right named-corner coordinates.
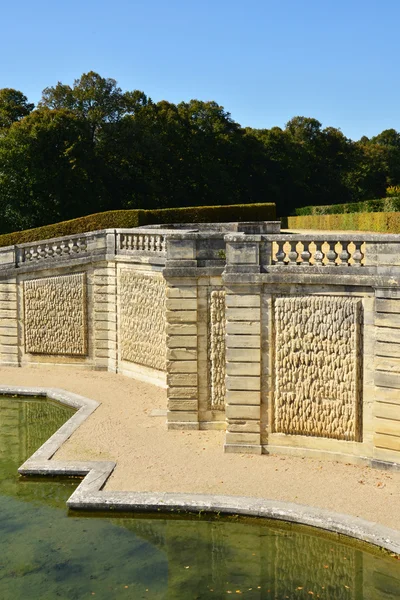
top-left (1, 0), bottom-right (399, 141)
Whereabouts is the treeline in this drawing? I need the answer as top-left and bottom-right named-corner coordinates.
top-left (1, 71), bottom-right (400, 234)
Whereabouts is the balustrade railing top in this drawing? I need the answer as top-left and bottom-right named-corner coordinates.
top-left (1, 226), bottom-right (400, 273)
top-left (224, 232), bottom-right (400, 271)
top-left (116, 230), bottom-right (167, 254)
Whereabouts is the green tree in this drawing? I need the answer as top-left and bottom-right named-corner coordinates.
top-left (0, 88), bottom-right (34, 130)
top-left (40, 71), bottom-right (148, 142)
top-left (0, 108), bottom-right (103, 232)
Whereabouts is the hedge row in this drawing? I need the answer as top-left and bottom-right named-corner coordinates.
top-left (283, 212), bottom-right (400, 233)
top-left (295, 197), bottom-right (400, 216)
top-left (0, 202), bottom-right (276, 248)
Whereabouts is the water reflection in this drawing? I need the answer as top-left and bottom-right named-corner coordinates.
top-left (0, 396), bottom-right (399, 599)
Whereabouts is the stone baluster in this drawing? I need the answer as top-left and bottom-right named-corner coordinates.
top-left (36, 245), bottom-right (46, 260)
top-left (274, 240), bottom-right (286, 264)
top-left (60, 240), bottom-right (69, 256)
top-left (300, 241), bottom-right (311, 265)
top-left (161, 236), bottom-right (166, 252)
top-left (287, 241), bottom-right (299, 264)
top-left (77, 238), bottom-right (87, 253)
top-left (352, 241), bottom-right (364, 266)
top-left (314, 241), bottom-right (324, 265)
top-left (45, 243), bottom-right (53, 258)
top-left (31, 246), bottom-right (39, 261)
top-left (71, 239), bottom-right (79, 253)
top-left (339, 241), bottom-right (350, 266)
top-left (54, 243), bottom-right (62, 257)
top-left (119, 234), bottom-right (125, 250)
top-left (325, 241), bottom-right (337, 265)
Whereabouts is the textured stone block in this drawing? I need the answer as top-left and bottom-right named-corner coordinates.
top-left (168, 399), bottom-right (198, 411)
top-left (374, 417), bottom-right (400, 437)
top-left (166, 324), bottom-right (197, 335)
top-left (168, 387), bottom-right (197, 399)
top-left (166, 348), bottom-right (197, 360)
top-left (376, 341), bottom-right (400, 358)
top-left (24, 273), bottom-right (87, 356)
top-left (226, 362), bottom-right (260, 376)
top-left (226, 390), bottom-right (261, 406)
top-left (226, 405), bottom-right (260, 420)
top-left (226, 321), bottom-right (260, 335)
top-left (166, 298), bottom-right (197, 310)
top-left (166, 287), bottom-right (197, 299)
top-left (226, 376), bottom-right (260, 391)
top-left (375, 313), bottom-right (400, 328)
top-left (375, 356), bottom-right (400, 373)
top-left (225, 307), bottom-right (260, 321)
top-left (274, 296), bottom-right (362, 441)
top-left (166, 335), bottom-right (197, 348)
top-left (167, 360), bottom-right (197, 373)
top-left (375, 371), bottom-right (400, 389)
top-left (167, 373), bottom-right (198, 386)
top-left (374, 402), bottom-right (400, 421)
top-left (376, 327), bottom-right (400, 344)
top-left (226, 348), bottom-right (261, 362)
top-left (226, 295), bottom-right (261, 307)
top-left (226, 335), bottom-right (260, 349)
top-left (120, 270), bottom-right (166, 371)
top-left (166, 310), bottom-right (197, 323)
top-left (376, 298), bottom-right (400, 314)
top-left (374, 433), bottom-right (400, 453)
top-left (225, 432), bottom-right (260, 445)
top-left (167, 410), bottom-right (198, 422)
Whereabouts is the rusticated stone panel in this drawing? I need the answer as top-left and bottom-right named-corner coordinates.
top-left (120, 271), bottom-right (166, 371)
top-left (274, 296), bottom-right (362, 441)
top-left (208, 290), bottom-right (225, 410)
top-left (24, 273), bottom-right (87, 355)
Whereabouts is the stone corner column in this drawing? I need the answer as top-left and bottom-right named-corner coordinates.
top-left (223, 234), bottom-right (262, 454)
top-left (93, 262), bottom-right (117, 372)
top-left (0, 276), bottom-right (20, 367)
top-left (164, 235), bottom-right (199, 430)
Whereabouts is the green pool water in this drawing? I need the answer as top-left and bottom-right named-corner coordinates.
top-left (1, 395), bottom-right (400, 600)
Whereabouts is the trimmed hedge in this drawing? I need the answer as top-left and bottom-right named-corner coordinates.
top-left (0, 202), bottom-right (276, 248)
top-left (141, 202), bottom-right (276, 226)
top-left (284, 212), bottom-right (400, 233)
top-left (295, 197), bottom-right (400, 216)
top-left (0, 210), bottom-right (142, 249)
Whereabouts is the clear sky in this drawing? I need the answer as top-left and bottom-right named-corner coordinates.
top-left (1, 0), bottom-right (399, 141)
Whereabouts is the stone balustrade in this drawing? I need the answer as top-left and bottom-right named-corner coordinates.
top-left (270, 237), bottom-right (366, 266)
top-left (117, 229), bottom-right (167, 254)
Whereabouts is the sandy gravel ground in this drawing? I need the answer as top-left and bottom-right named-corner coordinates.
top-left (1, 366), bottom-right (399, 530)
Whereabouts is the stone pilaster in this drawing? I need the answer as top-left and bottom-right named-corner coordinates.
top-left (93, 262), bottom-right (117, 372)
top-left (0, 277), bottom-right (19, 366)
top-left (164, 235), bottom-right (199, 429)
top-left (223, 233), bottom-right (262, 453)
top-left (165, 279), bottom-right (199, 429)
top-left (224, 288), bottom-right (262, 453)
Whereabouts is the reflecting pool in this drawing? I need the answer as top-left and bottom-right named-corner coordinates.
top-left (1, 395), bottom-right (400, 599)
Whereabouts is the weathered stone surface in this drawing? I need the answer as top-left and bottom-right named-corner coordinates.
top-left (274, 296), bottom-right (362, 441)
top-left (24, 273), bottom-right (87, 356)
top-left (120, 270), bottom-right (166, 371)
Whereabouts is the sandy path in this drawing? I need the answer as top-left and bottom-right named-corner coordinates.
top-left (1, 366), bottom-right (399, 530)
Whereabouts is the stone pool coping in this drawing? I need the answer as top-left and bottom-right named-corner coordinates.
top-left (2, 384), bottom-right (400, 556)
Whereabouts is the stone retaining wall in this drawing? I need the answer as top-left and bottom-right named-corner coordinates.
top-left (1, 221), bottom-right (400, 467)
